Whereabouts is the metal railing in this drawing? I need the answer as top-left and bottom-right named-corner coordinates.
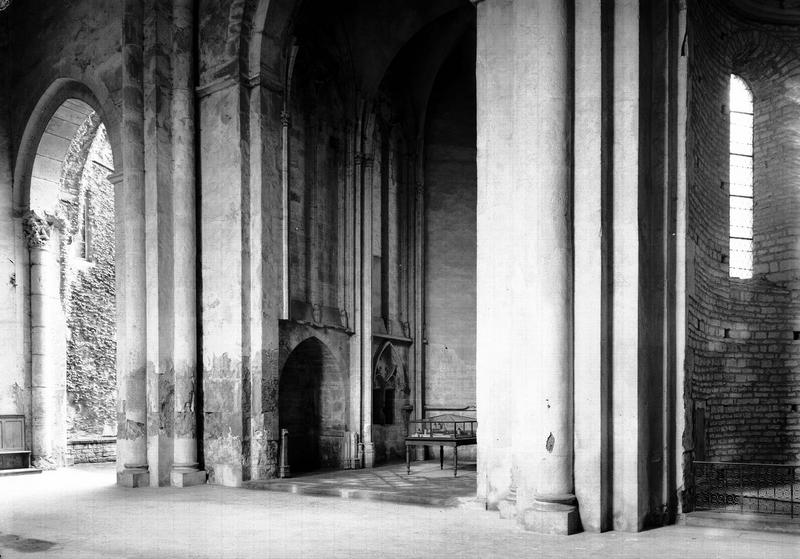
top-left (694, 461), bottom-right (800, 518)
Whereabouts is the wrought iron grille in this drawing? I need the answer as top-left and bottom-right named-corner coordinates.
top-left (694, 461), bottom-right (800, 518)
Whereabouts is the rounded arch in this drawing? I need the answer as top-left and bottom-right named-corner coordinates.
top-left (727, 30), bottom-right (800, 86)
top-left (278, 335), bottom-right (348, 472)
top-left (14, 79), bottom-right (121, 214)
top-left (242, 0), bottom-right (301, 82)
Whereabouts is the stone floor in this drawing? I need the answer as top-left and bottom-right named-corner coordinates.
top-left (244, 459), bottom-right (477, 507)
top-left (3, 463), bottom-right (800, 559)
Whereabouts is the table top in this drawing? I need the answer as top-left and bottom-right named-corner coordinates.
top-left (404, 435), bottom-right (477, 446)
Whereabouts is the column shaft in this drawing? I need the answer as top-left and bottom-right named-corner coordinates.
top-left (360, 152), bottom-right (375, 468)
top-left (512, 0), bottom-right (573, 502)
top-left (612, 0), bottom-right (645, 531)
top-left (170, 0), bottom-right (204, 487)
top-left (27, 219), bottom-right (66, 468)
top-left (574, 0), bottom-right (609, 532)
top-left (118, 0), bottom-right (148, 487)
top-left (475, 0), bottom-right (515, 506)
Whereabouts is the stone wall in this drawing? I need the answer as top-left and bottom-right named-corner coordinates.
top-left (61, 123), bottom-right (116, 439)
top-left (686, 0), bottom-right (800, 465)
top-left (287, 45), bottom-right (345, 320)
top-left (423, 31), bottom-right (477, 413)
top-left (67, 437), bottom-right (116, 464)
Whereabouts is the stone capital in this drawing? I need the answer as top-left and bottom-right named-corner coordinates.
top-left (22, 210), bottom-right (55, 249)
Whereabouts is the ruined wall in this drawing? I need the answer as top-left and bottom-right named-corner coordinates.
top-left (687, 0), bottom-right (800, 465)
top-left (423, 33), bottom-right (477, 413)
top-left (61, 124), bottom-right (116, 440)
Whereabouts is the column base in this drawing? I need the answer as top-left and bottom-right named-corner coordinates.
top-left (362, 442), bottom-right (375, 468)
top-left (170, 468), bottom-right (207, 487)
top-left (118, 469), bottom-right (149, 488)
top-left (519, 498), bottom-right (581, 535)
top-left (498, 489), bottom-right (518, 520)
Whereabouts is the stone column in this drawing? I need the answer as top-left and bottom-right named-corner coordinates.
top-left (474, 0), bottom-right (515, 507)
top-left (674, 0), bottom-right (689, 508)
top-left (612, 0), bottom-right (645, 532)
top-left (24, 211), bottom-right (66, 468)
top-left (170, 0), bottom-right (205, 487)
top-left (573, 0), bottom-right (609, 532)
top-left (360, 152), bottom-right (375, 468)
top-left (412, 175), bottom-right (424, 462)
top-left (280, 109), bottom-right (290, 319)
top-left (511, 0), bottom-right (577, 534)
top-left (117, 0), bottom-right (149, 488)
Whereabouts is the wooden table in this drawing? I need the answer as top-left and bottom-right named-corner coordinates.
top-left (404, 435), bottom-right (477, 477)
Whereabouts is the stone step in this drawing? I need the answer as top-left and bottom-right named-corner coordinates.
top-left (0, 467), bottom-right (42, 477)
top-left (683, 511), bottom-right (800, 534)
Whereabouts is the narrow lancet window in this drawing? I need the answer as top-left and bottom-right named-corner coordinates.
top-left (729, 74), bottom-right (754, 279)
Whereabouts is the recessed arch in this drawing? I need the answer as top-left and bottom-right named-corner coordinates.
top-left (14, 79), bottom-right (121, 214)
top-left (15, 79), bottom-right (120, 468)
top-left (278, 336), bottom-right (348, 472)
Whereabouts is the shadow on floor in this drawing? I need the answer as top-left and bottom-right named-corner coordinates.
top-left (244, 459), bottom-right (478, 507)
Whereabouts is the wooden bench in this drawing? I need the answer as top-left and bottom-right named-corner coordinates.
top-left (0, 449), bottom-right (32, 469)
top-left (0, 415), bottom-right (33, 470)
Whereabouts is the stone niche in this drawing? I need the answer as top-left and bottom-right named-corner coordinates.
top-left (371, 340), bottom-right (412, 464)
top-left (278, 322), bottom-right (351, 473)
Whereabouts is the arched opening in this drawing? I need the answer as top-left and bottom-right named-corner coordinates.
top-left (279, 337), bottom-right (346, 473)
top-left (266, 0), bottom-right (477, 473)
top-left (21, 94), bottom-right (117, 468)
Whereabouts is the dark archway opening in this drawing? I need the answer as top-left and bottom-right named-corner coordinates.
top-left (279, 338), bottom-right (346, 473)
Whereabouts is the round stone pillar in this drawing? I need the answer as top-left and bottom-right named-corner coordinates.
top-left (117, 0), bottom-right (149, 488)
top-left (170, 0), bottom-right (205, 487)
top-left (511, 0), bottom-right (577, 534)
top-left (24, 211), bottom-right (67, 468)
top-left (360, 152), bottom-right (376, 468)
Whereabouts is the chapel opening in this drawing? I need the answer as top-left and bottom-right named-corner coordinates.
top-left (26, 98), bottom-right (117, 467)
top-left (279, 338), bottom-right (346, 473)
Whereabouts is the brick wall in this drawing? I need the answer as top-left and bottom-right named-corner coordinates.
top-left (687, 0), bottom-right (800, 465)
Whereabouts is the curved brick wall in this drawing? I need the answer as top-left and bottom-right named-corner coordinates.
top-left (686, 0), bottom-right (800, 465)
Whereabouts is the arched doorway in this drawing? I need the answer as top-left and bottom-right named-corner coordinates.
top-left (16, 87), bottom-right (119, 469)
top-left (279, 337), bottom-right (346, 473)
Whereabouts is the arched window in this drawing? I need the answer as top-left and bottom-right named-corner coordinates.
top-left (729, 74), bottom-right (754, 279)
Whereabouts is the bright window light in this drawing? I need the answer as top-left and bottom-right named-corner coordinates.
top-left (729, 75), bottom-right (753, 279)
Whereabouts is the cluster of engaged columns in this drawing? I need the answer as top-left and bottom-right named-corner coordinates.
top-left (116, 0), bottom-right (204, 488)
top-left (475, 0), bottom-right (665, 534)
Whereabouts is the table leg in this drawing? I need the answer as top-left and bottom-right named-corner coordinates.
top-left (454, 446), bottom-right (458, 477)
top-left (440, 446), bottom-right (444, 470)
top-left (406, 445), bottom-right (411, 475)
